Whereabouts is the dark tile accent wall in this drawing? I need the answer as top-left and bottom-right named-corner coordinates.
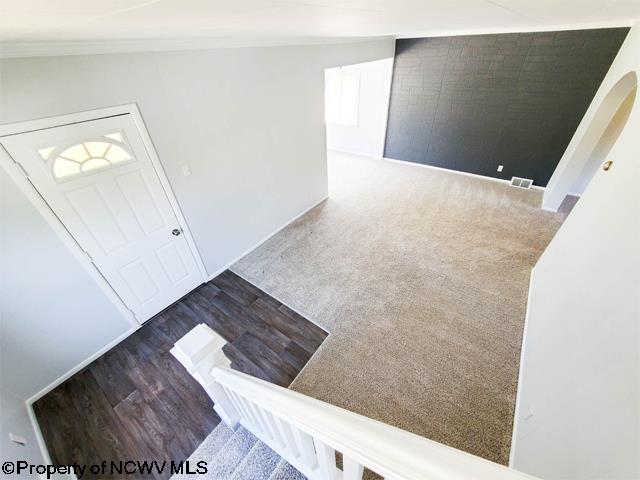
top-left (384, 28), bottom-right (629, 186)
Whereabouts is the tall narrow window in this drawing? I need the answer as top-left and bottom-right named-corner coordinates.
top-left (325, 67), bottom-right (360, 126)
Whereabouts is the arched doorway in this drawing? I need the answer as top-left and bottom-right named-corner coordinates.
top-left (543, 71), bottom-right (638, 211)
top-left (569, 85), bottom-right (636, 196)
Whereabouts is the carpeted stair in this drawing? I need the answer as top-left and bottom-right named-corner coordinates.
top-left (171, 423), bottom-right (307, 480)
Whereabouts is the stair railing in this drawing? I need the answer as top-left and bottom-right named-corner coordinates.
top-left (208, 366), bottom-right (540, 480)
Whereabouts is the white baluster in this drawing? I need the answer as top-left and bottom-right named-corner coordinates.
top-left (238, 396), bottom-right (262, 432)
top-left (263, 411), bottom-right (287, 448)
top-left (276, 418), bottom-right (300, 458)
top-left (314, 438), bottom-right (339, 480)
top-left (249, 403), bottom-right (275, 441)
top-left (343, 456), bottom-right (365, 480)
top-left (292, 427), bottom-right (317, 470)
top-left (226, 389), bottom-right (251, 426)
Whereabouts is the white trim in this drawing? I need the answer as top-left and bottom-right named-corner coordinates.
top-left (384, 156), bottom-right (546, 190)
top-left (0, 144), bottom-right (139, 329)
top-left (25, 401), bottom-right (75, 480)
top-left (26, 402), bottom-right (52, 466)
top-left (25, 327), bottom-right (138, 407)
top-left (28, 402), bottom-right (81, 480)
top-left (0, 36), bottom-right (394, 59)
top-left (0, 104), bottom-right (209, 325)
top-left (328, 148), bottom-right (380, 160)
top-left (0, 20), bottom-right (633, 59)
top-left (25, 326), bottom-right (137, 477)
top-left (509, 270), bottom-right (536, 468)
top-left (0, 104), bottom-right (133, 137)
top-left (207, 196), bottom-right (328, 281)
top-left (384, 156), bottom-right (510, 184)
top-left (127, 105), bottom-right (209, 281)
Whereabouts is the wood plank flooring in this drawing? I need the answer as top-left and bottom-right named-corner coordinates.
top-left (33, 270), bottom-right (327, 476)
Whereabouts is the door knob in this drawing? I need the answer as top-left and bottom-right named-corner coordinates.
top-left (602, 160), bottom-right (613, 171)
top-left (172, 228), bottom-right (182, 236)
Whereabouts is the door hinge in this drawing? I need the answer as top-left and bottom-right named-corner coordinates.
top-left (83, 250), bottom-right (94, 263)
top-left (14, 161), bottom-right (29, 178)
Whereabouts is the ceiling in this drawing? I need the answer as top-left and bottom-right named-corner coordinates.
top-left (0, 0), bottom-right (638, 56)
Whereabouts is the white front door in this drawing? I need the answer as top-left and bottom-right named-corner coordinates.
top-left (1, 114), bottom-right (204, 322)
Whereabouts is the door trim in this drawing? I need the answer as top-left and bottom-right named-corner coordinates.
top-left (0, 103), bottom-right (209, 325)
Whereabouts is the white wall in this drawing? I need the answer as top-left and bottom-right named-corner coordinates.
top-left (0, 167), bottom-right (134, 466)
top-left (0, 39), bottom-right (395, 470)
top-left (325, 58), bottom-right (393, 158)
top-left (511, 25), bottom-right (640, 479)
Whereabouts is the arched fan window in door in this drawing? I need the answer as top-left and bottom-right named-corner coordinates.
top-left (38, 132), bottom-right (133, 181)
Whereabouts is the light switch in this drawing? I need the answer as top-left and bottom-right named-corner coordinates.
top-left (497, 165), bottom-right (504, 172)
top-left (182, 164), bottom-right (192, 177)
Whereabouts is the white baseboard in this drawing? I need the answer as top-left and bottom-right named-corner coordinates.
top-left (327, 148), bottom-right (382, 160)
top-left (208, 196), bottom-right (329, 281)
top-left (24, 326), bottom-right (138, 469)
top-left (541, 192), bottom-right (581, 213)
top-left (27, 402), bottom-right (78, 480)
top-left (25, 326), bottom-right (139, 407)
top-left (542, 192), bottom-right (582, 212)
top-left (24, 326), bottom-right (138, 470)
top-left (26, 401), bottom-right (52, 465)
top-left (383, 156), bottom-right (546, 191)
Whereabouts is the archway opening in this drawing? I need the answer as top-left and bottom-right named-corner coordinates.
top-left (569, 85), bottom-right (636, 197)
top-left (543, 71), bottom-right (638, 211)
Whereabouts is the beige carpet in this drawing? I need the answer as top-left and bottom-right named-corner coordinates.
top-left (232, 151), bottom-right (575, 465)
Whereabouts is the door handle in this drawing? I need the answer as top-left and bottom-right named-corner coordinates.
top-left (602, 160), bottom-right (613, 171)
top-left (172, 228), bottom-right (182, 236)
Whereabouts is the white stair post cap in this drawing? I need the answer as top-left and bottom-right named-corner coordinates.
top-left (170, 323), bottom-right (227, 371)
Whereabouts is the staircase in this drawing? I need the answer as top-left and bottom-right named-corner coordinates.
top-left (172, 423), bottom-right (305, 480)
top-left (170, 324), bottom-right (541, 480)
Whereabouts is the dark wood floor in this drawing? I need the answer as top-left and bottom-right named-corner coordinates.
top-left (34, 270), bottom-right (327, 477)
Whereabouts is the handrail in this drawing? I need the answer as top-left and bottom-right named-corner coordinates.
top-left (211, 367), bottom-right (540, 480)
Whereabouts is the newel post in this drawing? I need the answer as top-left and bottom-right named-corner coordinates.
top-left (170, 323), bottom-right (240, 430)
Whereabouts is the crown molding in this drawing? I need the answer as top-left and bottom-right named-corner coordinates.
top-left (396, 19), bottom-right (637, 39)
top-left (1, 18), bottom-right (636, 59)
top-left (0, 35), bottom-right (393, 59)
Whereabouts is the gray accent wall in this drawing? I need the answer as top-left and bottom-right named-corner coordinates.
top-left (384, 28), bottom-right (629, 186)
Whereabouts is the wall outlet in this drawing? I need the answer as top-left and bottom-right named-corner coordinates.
top-left (9, 433), bottom-right (27, 446)
top-left (497, 165), bottom-right (504, 172)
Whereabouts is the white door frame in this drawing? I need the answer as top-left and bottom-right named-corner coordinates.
top-left (0, 103), bottom-right (209, 327)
